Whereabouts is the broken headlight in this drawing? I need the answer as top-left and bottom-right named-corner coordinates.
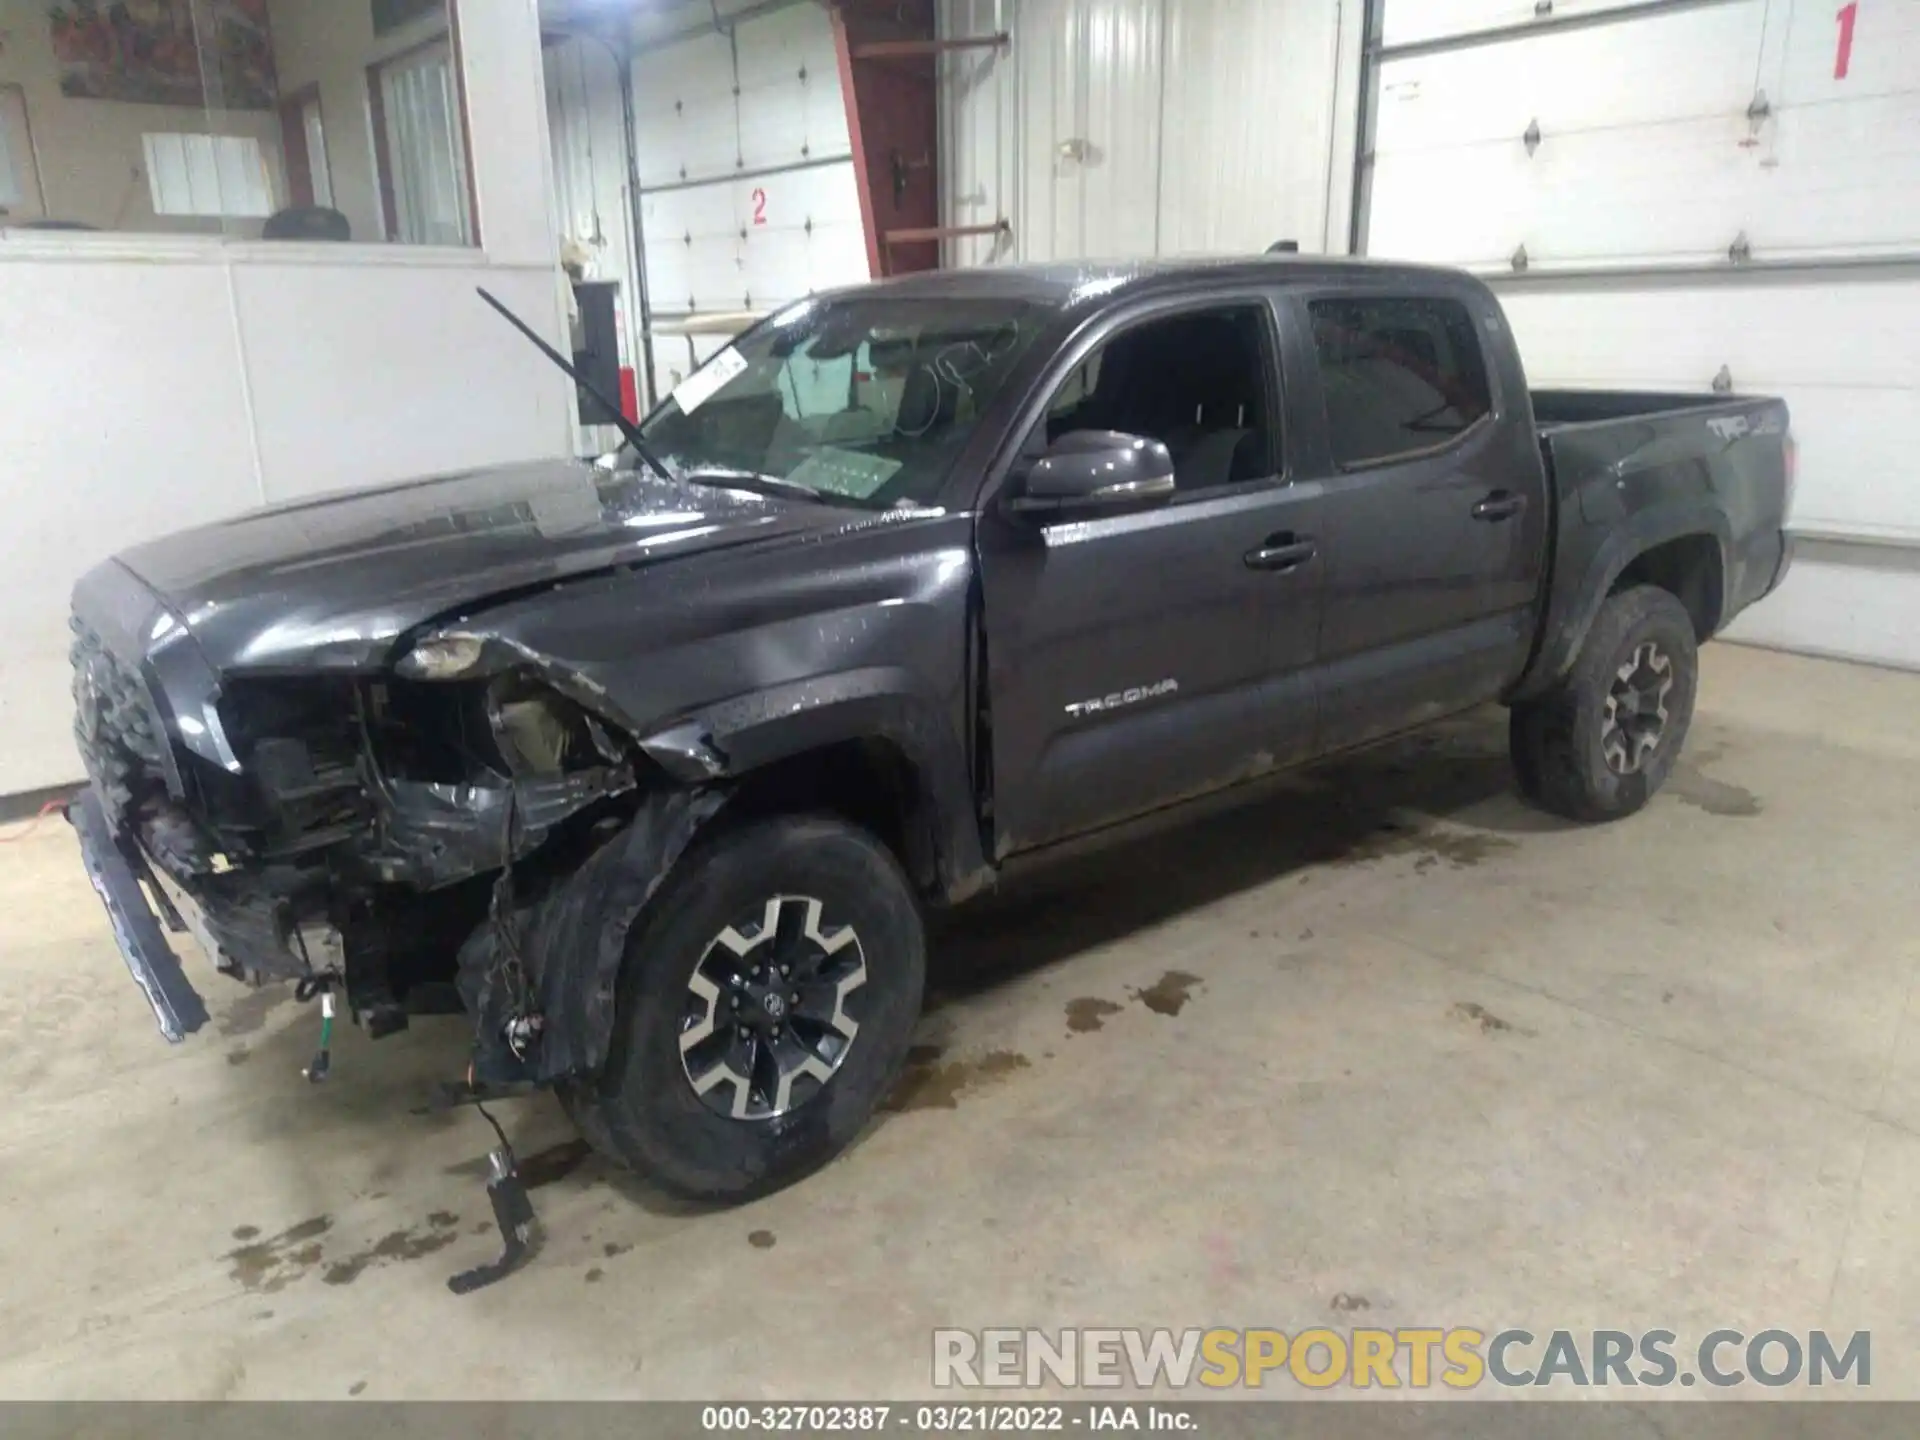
top-left (396, 633), bottom-right (490, 681)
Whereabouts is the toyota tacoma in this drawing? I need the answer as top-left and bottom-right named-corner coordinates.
top-left (69, 256), bottom-right (1795, 1208)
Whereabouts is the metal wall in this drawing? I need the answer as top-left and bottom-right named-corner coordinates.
top-left (938, 0), bottom-right (1358, 268)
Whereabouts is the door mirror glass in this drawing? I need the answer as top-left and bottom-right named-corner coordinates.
top-left (1008, 430), bottom-right (1175, 517)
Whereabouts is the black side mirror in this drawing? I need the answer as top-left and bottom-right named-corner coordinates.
top-left (1006, 430), bottom-right (1176, 518)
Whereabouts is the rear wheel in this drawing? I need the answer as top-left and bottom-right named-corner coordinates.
top-left (562, 814), bottom-right (925, 1202)
top-left (1510, 585), bottom-right (1698, 823)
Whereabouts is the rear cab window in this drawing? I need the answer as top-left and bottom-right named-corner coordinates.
top-left (1308, 295), bottom-right (1492, 468)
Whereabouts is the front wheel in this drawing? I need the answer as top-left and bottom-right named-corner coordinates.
top-left (562, 814), bottom-right (926, 1203)
top-left (1509, 584), bottom-right (1699, 823)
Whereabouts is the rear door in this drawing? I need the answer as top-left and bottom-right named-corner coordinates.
top-left (1292, 288), bottom-right (1548, 751)
top-left (974, 294), bottom-right (1325, 855)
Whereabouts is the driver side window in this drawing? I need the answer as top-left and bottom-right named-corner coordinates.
top-left (1039, 306), bottom-right (1280, 493)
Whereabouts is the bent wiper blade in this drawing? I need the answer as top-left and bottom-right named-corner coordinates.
top-left (475, 287), bottom-right (674, 485)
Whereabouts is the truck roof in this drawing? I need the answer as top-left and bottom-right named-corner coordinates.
top-left (854, 254), bottom-right (1474, 309)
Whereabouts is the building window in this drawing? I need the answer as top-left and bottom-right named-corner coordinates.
top-left (0, 85), bottom-right (44, 221)
top-left (142, 133), bottom-right (274, 219)
top-left (2, 0), bottom-right (472, 245)
top-left (302, 96), bottom-right (333, 209)
top-left (278, 86), bottom-right (334, 211)
top-left (371, 41), bottom-right (474, 247)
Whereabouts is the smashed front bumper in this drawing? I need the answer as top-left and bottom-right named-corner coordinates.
top-left (69, 785), bottom-right (209, 1043)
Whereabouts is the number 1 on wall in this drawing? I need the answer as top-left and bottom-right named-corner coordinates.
top-left (1835, 1), bottom-right (1858, 80)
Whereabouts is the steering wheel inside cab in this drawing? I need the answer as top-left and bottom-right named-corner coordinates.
top-left (891, 323), bottom-right (1025, 440)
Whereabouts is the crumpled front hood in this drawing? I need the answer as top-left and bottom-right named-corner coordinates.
top-left (113, 459), bottom-right (850, 671)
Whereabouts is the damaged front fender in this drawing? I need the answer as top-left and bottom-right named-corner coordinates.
top-left (373, 766), bottom-right (635, 890)
top-left (456, 783), bottom-right (729, 1085)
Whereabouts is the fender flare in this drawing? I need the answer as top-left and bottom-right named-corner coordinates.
top-left (1513, 502), bottom-right (1732, 702)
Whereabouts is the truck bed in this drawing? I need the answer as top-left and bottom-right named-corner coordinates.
top-left (1511, 386), bottom-right (1794, 702)
top-left (1530, 388), bottom-right (1748, 433)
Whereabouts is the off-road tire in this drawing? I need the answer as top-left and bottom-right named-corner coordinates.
top-left (561, 815), bottom-right (925, 1203)
top-left (1510, 585), bottom-right (1699, 823)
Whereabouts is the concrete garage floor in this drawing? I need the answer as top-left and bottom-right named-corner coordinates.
top-left (3, 644), bottom-right (1918, 1402)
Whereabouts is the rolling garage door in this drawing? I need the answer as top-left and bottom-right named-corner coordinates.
top-left (1357, 0), bottom-right (1920, 666)
top-left (632, 3), bottom-right (871, 393)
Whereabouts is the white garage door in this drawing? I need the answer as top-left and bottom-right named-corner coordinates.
top-left (632, 3), bottom-right (870, 394)
top-left (1369, 0), bottom-right (1920, 270)
top-left (1359, 0), bottom-right (1920, 667)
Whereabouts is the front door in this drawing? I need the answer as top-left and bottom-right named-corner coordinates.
top-left (975, 300), bottom-right (1324, 856)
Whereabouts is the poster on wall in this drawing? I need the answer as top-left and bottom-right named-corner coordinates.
top-left (49, 0), bottom-right (277, 110)
top-left (372, 0), bottom-right (441, 38)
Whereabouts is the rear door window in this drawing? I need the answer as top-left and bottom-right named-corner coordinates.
top-left (1308, 296), bottom-right (1491, 468)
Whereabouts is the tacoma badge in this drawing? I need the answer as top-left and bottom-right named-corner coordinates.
top-left (1064, 679), bottom-right (1179, 719)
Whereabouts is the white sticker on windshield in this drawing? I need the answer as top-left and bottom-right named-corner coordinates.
top-left (671, 347), bottom-right (750, 416)
top-left (785, 448), bottom-right (904, 499)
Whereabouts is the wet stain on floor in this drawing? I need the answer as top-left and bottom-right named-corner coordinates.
top-left (1340, 819), bottom-right (1517, 871)
top-left (217, 985), bottom-right (291, 1039)
top-left (320, 1213), bottom-right (462, 1287)
top-left (1330, 1292), bottom-right (1371, 1312)
top-left (224, 1216), bottom-right (333, 1294)
top-left (585, 1267), bottom-right (605, 1284)
top-left (1131, 970), bottom-right (1203, 1017)
top-left (516, 1139), bottom-right (595, 1190)
top-left (883, 1048), bottom-right (1032, 1113)
top-left (1670, 763), bottom-right (1762, 818)
top-left (603, 1241), bottom-right (632, 1258)
top-left (349, 1382), bottom-right (366, 1397)
top-left (225, 1046), bottom-right (250, 1067)
top-left (1065, 997), bottom-right (1123, 1034)
top-left (231, 1225), bottom-right (260, 1242)
top-left (1451, 1001), bottom-right (1535, 1038)
top-left (748, 1229), bottom-right (777, 1250)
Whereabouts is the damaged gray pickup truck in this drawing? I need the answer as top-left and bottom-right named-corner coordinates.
top-left (70, 255), bottom-right (1795, 1217)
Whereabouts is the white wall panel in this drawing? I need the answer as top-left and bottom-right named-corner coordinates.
top-left (1055, 0), bottom-right (1165, 258)
top-left (233, 260), bottom-right (571, 502)
top-left (938, 0), bottom-right (1350, 265)
top-left (0, 256), bottom-right (258, 797)
top-left (1158, 0), bottom-right (1343, 256)
top-left (940, 0), bottom-right (1023, 268)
